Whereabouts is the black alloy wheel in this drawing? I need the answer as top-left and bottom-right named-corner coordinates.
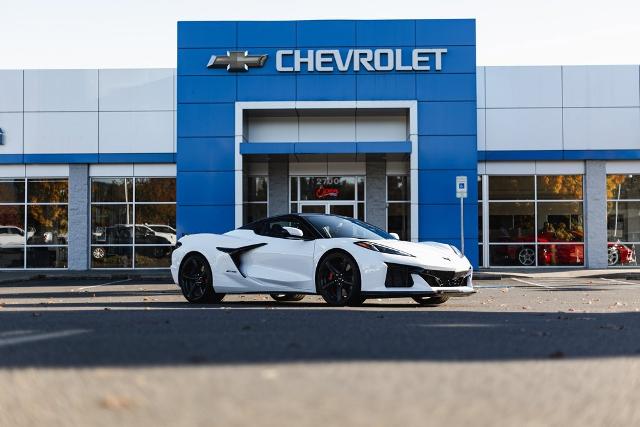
top-left (316, 252), bottom-right (362, 306)
top-left (270, 293), bottom-right (306, 302)
top-left (179, 253), bottom-right (225, 303)
top-left (412, 295), bottom-right (450, 306)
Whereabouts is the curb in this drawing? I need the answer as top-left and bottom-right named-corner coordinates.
top-left (0, 271), bottom-right (173, 285)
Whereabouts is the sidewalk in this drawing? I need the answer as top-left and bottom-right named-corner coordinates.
top-left (475, 268), bottom-right (640, 280)
top-left (2, 268), bottom-right (640, 285)
top-left (0, 270), bottom-right (173, 285)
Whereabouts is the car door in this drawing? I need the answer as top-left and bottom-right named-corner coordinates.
top-left (240, 216), bottom-right (317, 293)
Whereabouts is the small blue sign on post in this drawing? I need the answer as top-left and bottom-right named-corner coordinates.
top-left (456, 176), bottom-right (467, 254)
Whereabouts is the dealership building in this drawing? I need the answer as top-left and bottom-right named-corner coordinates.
top-left (0, 19), bottom-right (639, 271)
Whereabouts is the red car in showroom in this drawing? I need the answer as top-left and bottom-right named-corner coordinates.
top-left (491, 235), bottom-right (636, 267)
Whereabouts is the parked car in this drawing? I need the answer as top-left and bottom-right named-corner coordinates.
top-left (0, 226), bottom-right (27, 246)
top-left (145, 224), bottom-right (177, 246)
top-left (171, 213), bottom-right (474, 306)
top-left (92, 224), bottom-right (173, 259)
top-left (608, 241), bottom-right (636, 266)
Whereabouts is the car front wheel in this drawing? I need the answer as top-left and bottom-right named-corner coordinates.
top-left (179, 253), bottom-right (225, 303)
top-left (316, 251), bottom-right (362, 306)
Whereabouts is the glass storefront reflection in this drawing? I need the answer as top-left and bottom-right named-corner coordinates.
top-left (91, 178), bottom-right (133, 203)
top-left (0, 179), bottom-right (25, 203)
top-left (0, 179), bottom-right (68, 269)
top-left (488, 202), bottom-right (535, 243)
top-left (27, 205), bottom-right (68, 245)
top-left (27, 247), bottom-right (68, 268)
top-left (0, 205), bottom-right (26, 247)
top-left (134, 246), bottom-right (172, 268)
top-left (299, 177), bottom-right (356, 201)
top-left (537, 202), bottom-right (583, 243)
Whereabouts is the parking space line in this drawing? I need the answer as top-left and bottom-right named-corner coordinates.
top-left (600, 278), bottom-right (640, 286)
top-left (511, 278), bottom-right (554, 289)
top-left (73, 278), bottom-right (131, 291)
top-left (0, 329), bottom-right (88, 348)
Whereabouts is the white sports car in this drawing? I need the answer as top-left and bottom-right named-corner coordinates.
top-left (171, 214), bottom-right (475, 306)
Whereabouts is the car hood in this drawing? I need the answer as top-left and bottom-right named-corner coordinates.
top-left (367, 239), bottom-right (471, 272)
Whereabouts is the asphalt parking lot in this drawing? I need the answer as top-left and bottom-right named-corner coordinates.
top-left (0, 277), bottom-right (639, 427)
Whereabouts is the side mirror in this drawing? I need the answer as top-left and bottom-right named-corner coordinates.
top-left (283, 226), bottom-right (304, 238)
top-left (389, 232), bottom-right (400, 240)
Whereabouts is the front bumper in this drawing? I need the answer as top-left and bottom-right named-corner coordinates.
top-left (359, 257), bottom-right (475, 297)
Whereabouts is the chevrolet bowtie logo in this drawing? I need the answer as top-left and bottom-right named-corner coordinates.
top-left (207, 51), bottom-right (268, 72)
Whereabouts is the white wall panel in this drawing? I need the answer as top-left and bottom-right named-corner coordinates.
top-left (89, 164), bottom-right (134, 177)
top-left (0, 71), bottom-right (23, 112)
top-left (476, 66), bottom-right (485, 108)
top-left (289, 162), bottom-right (328, 175)
top-left (563, 66), bottom-right (640, 108)
top-left (24, 70), bottom-right (98, 111)
top-left (24, 112), bottom-right (98, 154)
top-left (485, 108), bottom-right (563, 151)
top-left (485, 161), bottom-right (535, 175)
top-left (386, 161), bottom-right (409, 174)
top-left (0, 165), bottom-right (25, 177)
top-left (606, 161), bottom-right (640, 174)
top-left (0, 113), bottom-right (23, 154)
top-left (477, 109), bottom-right (486, 151)
top-left (25, 164), bottom-right (69, 177)
top-left (100, 69), bottom-right (174, 111)
top-left (563, 108), bottom-right (640, 150)
top-left (133, 163), bottom-right (176, 177)
top-left (99, 111), bottom-right (173, 153)
top-left (477, 162), bottom-right (486, 175)
top-left (485, 66), bottom-right (562, 108)
top-left (535, 161), bottom-right (584, 175)
top-left (299, 116), bottom-right (356, 142)
top-left (327, 161), bottom-right (366, 175)
top-left (355, 114), bottom-right (407, 141)
top-left (247, 116), bottom-right (298, 142)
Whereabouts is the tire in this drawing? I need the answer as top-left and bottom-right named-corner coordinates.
top-left (517, 247), bottom-right (536, 266)
top-left (178, 253), bottom-right (225, 303)
top-left (608, 247), bottom-right (620, 266)
top-left (316, 251), bottom-right (362, 306)
top-left (92, 247), bottom-right (105, 260)
top-left (412, 295), bottom-right (450, 306)
top-left (270, 293), bottom-right (306, 302)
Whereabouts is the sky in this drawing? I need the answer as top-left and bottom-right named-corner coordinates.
top-left (0, 0), bottom-right (639, 69)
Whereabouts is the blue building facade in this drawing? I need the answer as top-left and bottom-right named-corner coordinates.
top-left (176, 19), bottom-right (479, 267)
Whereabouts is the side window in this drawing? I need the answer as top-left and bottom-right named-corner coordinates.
top-left (258, 218), bottom-right (313, 239)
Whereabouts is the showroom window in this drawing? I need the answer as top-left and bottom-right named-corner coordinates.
top-left (387, 175), bottom-right (410, 241)
top-left (243, 176), bottom-right (268, 224)
top-left (90, 177), bottom-right (176, 269)
top-left (606, 175), bottom-right (640, 267)
top-left (486, 175), bottom-right (584, 267)
top-left (0, 178), bottom-right (68, 269)
top-left (290, 176), bottom-right (365, 220)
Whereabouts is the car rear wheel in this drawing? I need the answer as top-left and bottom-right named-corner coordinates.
top-left (92, 247), bottom-right (105, 259)
top-left (316, 251), bottom-right (362, 306)
top-left (179, 253), bottom-right (225, 303)
top-left (518, 247), bottom-right (536, 266)
top-left (270, 293), bottom-right (306, 302)
top-left (412, 295), bottom-right (450, 306)
top-left (608, 247), bottom-right (620, 266)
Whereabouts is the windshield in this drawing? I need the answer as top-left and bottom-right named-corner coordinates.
top-left (305, 215), bottom-right (396, 240)
top-left (149, 225), bottom-right (175, 233)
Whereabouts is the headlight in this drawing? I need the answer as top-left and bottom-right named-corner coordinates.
top-left (354, 241), bottom-right (414, 257)
top-left (449, 244), bottom-right (464, 258)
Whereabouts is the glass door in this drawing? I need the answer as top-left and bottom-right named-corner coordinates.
top-left (300, 204), bottom-right (326, 214)
top-left (329, 204), bottom-right (355, 218)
